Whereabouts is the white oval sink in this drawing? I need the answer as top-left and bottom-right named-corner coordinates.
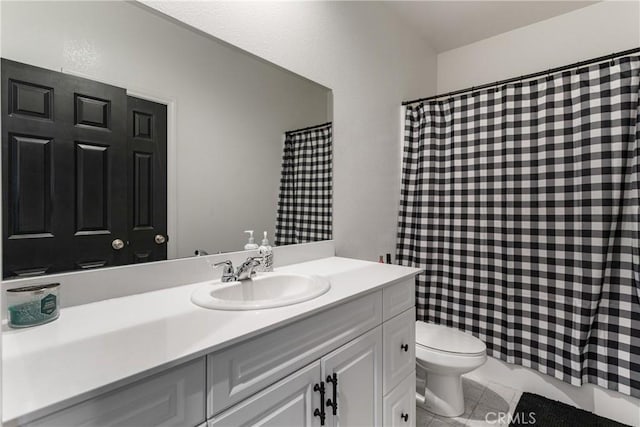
top-left (191, 272), bottom-right (331, 310)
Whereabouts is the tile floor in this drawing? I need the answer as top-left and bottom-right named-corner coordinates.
top-left (416, 374), bottom-right (523, 427)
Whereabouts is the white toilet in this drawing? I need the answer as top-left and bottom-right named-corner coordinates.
top-left (415, 321), bottom-right (487, 417)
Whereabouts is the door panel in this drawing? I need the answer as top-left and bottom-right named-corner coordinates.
top-left (127, 96), bottom-right (167, 264)
top-left (67, 65), bottom-right (128, 272)
top-left (7, 134), bottom-right (53, 237)
top-left (2, 58), bottom-right (129, 277)
top-left (209, 361), bottom-right (321, 427)
top-left (133, 151), bottom-right (153, 228)
top-left (9, 79), bottom-right (54, 120)
top-left (75, 142), bottom-right (109, 234)
top-left (3, 59), bottom-right (73, 276)
top-left (321, 327), bottom-right (383, 427)
top-left (74, 93), bottom-right (111, 129)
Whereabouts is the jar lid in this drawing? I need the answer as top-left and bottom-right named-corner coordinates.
top-left (7, 283), bottom-right (60, 293)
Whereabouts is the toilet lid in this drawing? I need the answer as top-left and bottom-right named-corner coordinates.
top-left (415, 322), bottom-right (486, 355)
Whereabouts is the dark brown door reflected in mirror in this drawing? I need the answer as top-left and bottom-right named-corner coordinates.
top-left (127, 96), bottom-right (167, 264)
top-left (2, 59), bottom-right (167, 278)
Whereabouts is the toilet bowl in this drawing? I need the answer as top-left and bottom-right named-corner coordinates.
top-left (415, 321), bottom-right (487, 417)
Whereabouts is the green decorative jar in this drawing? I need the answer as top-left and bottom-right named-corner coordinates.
top-left (7, 283), bottom-right (60, 328)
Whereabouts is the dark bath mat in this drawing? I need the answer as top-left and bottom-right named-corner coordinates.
top-left (510, 393), bottom-right (631, 427)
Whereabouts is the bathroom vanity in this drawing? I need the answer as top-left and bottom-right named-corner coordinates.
top-left (3, 257), bottom-right (420, 427)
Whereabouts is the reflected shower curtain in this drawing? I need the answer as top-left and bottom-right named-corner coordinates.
top-left (396, 56), bottom-right (640, 397)
top-left (275, 123), bottom-right (332, 246)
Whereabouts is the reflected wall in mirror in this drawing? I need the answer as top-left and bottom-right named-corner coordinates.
top-left (1, 1), bottom-right (332, 279)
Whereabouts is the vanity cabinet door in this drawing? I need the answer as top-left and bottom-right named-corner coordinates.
top-left (383, 371), bottom-right (416, 427)
top-left (383, 308), bottom-right (416, 394)
top-left (208, 361), bottom-right (322, 427)
top-left (25, 358), bottom-right (206, 427)
top-left (321, 326), bottom-right (383, 427)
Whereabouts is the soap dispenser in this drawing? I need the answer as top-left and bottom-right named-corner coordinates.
top-left (258, 231), bottom-right (274, 272)
top-left (244, 230), bottom-right (259, 250)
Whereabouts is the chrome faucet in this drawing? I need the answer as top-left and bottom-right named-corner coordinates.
top-left (211, 257), bottom-right (263, 282)
top-left (235, 257), bottom-right (263, 281)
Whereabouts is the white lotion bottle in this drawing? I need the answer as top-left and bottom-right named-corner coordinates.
top-left (244, 230), bottom-right (259, 250)
top-left (258, 231), bottom-right (274, 272)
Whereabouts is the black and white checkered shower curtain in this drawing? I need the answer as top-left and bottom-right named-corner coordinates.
top-left (396, 56), bottom-right (640, 397)
top-left (275, 124), bottom-right (332, 246)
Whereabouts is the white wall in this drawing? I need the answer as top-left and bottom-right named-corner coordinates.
top-left (437, 1), bottom-right (640, 92)
top-left (1, 1), bottom-right (329, 258)
top-left (141, 1), bottom-right (438, 262)
top-left (436, 2), bottom-right (640, 424)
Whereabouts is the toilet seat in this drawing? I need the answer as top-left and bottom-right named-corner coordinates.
top-left (416, 342), bottom-right (485, 358)
top-left (415, 321), bottom-right (486, 356)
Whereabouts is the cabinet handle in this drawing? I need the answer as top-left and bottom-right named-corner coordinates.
top-left (314, 382), bottom-right (326, 426)
top-left (326, 373), bottom-right (338, 415)
top-left (401, 412), bottom-right (409, 422)
top-left (401, 343), bottom-right (409, 352)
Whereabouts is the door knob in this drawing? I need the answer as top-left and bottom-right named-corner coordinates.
top-left (401, 343), bottom-right (409, 352)
top-left (154, 234), bottom-right (166, 245)
top-left (112, 239), bottom-right (125, 250)
top-left (401, 412), bottom-right (409, 422)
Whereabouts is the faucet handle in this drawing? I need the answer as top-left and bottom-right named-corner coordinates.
top-left (213, 260), bottom-right (233, 268)
top-left (211, 260), bottom-right (236, 282)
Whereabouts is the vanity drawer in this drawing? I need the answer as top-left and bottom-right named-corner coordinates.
top-left (382, 278), bottom-right (414, 321)
top-left (383, 307), bottom-right (415, 394)
top-left (383, 370), bottom-right (416, 427)
top-left (26, 358), bottom-right (206, 427)
top-left (207, 291), bottom-right (382, 416)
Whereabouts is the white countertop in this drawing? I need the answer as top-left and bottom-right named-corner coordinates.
top-left (2, 257), bottom-right (420, 424)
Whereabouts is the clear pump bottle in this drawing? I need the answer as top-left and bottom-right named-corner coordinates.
top-left (244, 230), bottom-right (259, 250)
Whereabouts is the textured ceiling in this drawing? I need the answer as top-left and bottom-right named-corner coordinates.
top-left (383, 1), bottom-right (599, 52)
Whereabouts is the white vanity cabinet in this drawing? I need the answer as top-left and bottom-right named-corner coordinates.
top-left (208, 278), bottom-right (415, 427)
top-left (206, 292), bottom-right (382, 415)
top-left (24, 358), bottom-right (207, 427)
top-left (209, 327), bottom-right (383, 427)
top-left (16, 277), bottom-right (417, 427)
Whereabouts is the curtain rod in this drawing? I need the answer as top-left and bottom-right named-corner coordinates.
top-left (285, 121), bottom-right (332, 135)
top-left (402, 47), bottom-right (640, 106)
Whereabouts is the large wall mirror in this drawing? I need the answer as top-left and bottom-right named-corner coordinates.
top-left (1, 1), bottom-right (332, 279)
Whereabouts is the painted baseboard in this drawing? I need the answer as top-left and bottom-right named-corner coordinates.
top-left (466, 356), bottom-right (640, 427)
